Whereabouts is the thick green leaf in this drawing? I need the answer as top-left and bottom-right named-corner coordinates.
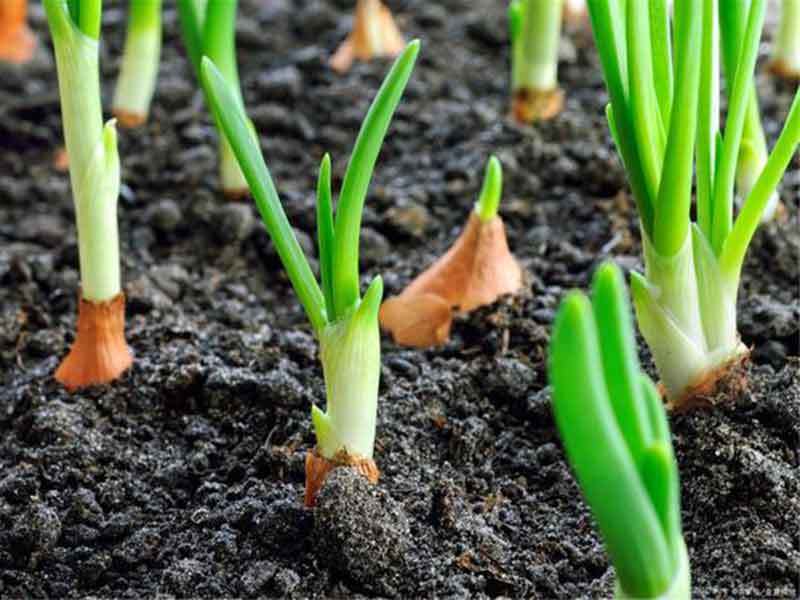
top-left (177, 0), bottom-right (207, 75)
top-left (626, 0), bottom-right (665, 205)
top-left (696, 0), bottom-right (720, 239)
top-left (649, 0), bottom-right (673, 132)
top-left (316, 154), bottom-right (336, 322)
top-left (711, 0), bottom-right (766, 254)
top-left (652, 0), bottom-right (702, 256)
top-left (203, 0), bottom-right (242, 107)
top-left (200, 57), bottom-right (327, 332)
top-left (586, 0), bottom-right (655, 233)
top-left (640, 376), bottom-right (683, 559)
top-left (591, 263), bottom-right (651, 460)
top-left (550, 292), bottom-right (673, 597)
top-left (722, 89), bottom-right (800, 277)
top-left (331, 40), bottom-right (420, 317)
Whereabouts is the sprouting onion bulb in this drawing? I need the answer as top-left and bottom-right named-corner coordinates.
top-left (379, 155), bottom-right (522, 348)
top-left (770, 0), bottom-right (800, 80)
top-left (587, 0), bottom-right (800, 406)
top-left (199, 41), bottom-right (420, 504)
top-left (45, 0), bottom-right (132, 390)
top-left (177, 0), bottom-right (251, 198)
top-left (113, 0), bottom-right (163, 128)
top-left (508, 0), bottom-right (565, 123)
top-left (549, 262), bottom-right (689, 600)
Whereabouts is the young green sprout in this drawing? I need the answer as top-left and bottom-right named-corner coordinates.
top-left (380, 156), bottom-right (523, 347)
top-left (769, 0), bottom-right (800, 80)
top-left (178, 0), bottom-right (251, 199)
top-left (587, 0), bottom-right (800, 407)
top-left (200, 40), bottom-right (420, 506)
top-left (720, 1), bottom-right (782, 221)
top-left (330, 0), bottom-right (405, 74)
top-left (0, 0), bottom-right (36, 63)
top-left (509, 0), bottom-right (565, 123)
top-left (45, 0), bottom-right (133, 390)
top-left (550, 262), bottom-right (689, 600)
top-left (113, 0), bottom-right (163, 128)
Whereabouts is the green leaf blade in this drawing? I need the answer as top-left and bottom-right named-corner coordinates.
top-left (723, 88), bottom-right (800, 277)
top-left (549, 292), bottom-right (673, 598)
top-left (200, 57), bottom-right (326, 332)
top-left (586, 0), bottom-right (655, 234)
top-left (711, 0), bottom-right (766, 254)
top-left (652, 0), bottom-right (703, 257)
top-left (475, 155), bottom-right (503, 222)
top-left (332, 40), bottom-right (420, 317)
top-left (177, 0), bottom-right (207, 75)
top-left (591, 262), bottom-right (651, 460)
top-left (317, 154), bottom-right (336, 323)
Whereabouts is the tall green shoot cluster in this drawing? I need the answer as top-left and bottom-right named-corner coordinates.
top-left (550, 263), bottom-right (688, 599)
top-left (199, 42), bottom-right (420, 463)
top-left (587, 0), bottom-right (800, 404)
top-left (178, 0), bottom-right (251, 197)
top-left (45, 0), bottom-right (121, 303)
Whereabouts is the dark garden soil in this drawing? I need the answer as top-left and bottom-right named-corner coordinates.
top-left (0, 1), bottom-right (798, 598)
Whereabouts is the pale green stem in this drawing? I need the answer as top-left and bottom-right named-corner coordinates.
top-left (512, 0), bottom-right (564, 92)
top-left (113, 0), bottom-right (162, 122)
top-left (773, 0), bottom-right (800, 74)
top-left (48, 3), bottom-right (121, 302)
top-left (615, 541), bottom-right (690, 600)
top-left (312, 278), bottom-right (383, 459)
top-left (632, 230), bottom-right (708, 399)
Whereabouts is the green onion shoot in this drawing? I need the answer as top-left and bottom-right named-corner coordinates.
top-left (587, 0), bottom-right (800, 407)
top-left (769, 0), bottom-right (800, 80)
top-left (720, 1), bottom-right (782, 221)
top-left (550, 262), bottom-right (689, 599)
top-left (380, 156), bottom-right (523, 347)
top-left (113, 0), bottom-right (163, 128)
top-left (199, 40), bottom-right (420, 505)
top-left (45, 0), bottom-right (133, 391)
top-left (178, 0), bottom-right (252, 199)
top-left (509, 0), bottom-right (565, 123)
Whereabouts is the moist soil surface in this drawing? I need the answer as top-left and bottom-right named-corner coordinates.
top-left (0, 1), bottom-right (798, 598)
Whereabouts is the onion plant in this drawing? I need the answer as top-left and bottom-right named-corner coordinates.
top-left (45, 0), bottom-right (133, 390)
top-left (113, 0), bottom-right (162, 128)
top-left (200, 41), bottom-right (420, 504)
top-left (509, 0), bottom-right (565, 123)
top-left (0, 0), bottom-right (36, 63)
top-left (178, 0), bottom-right (251, 199)
top-left (770, 0), bottom-right (800, 80)
top-left (587, 0), bottom-right (800, 406)
top-left (550, 262), bottom-right (689, 599)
